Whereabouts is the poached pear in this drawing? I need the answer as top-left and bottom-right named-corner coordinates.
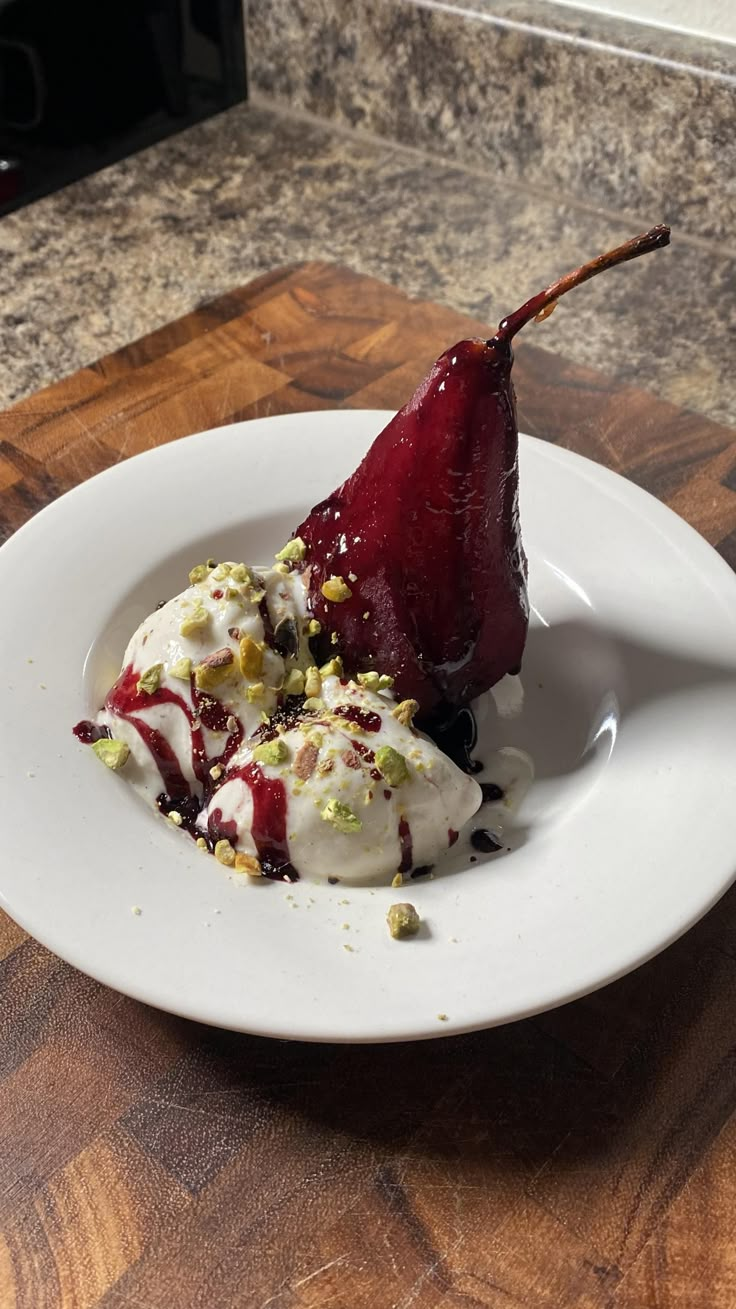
top-left (295, 226), bottom-right (671, 718)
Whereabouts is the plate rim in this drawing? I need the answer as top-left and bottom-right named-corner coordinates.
top-left (1, 409), bottom-right (736, 1043)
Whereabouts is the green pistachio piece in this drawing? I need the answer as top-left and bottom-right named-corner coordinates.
top-left (304, 666), bottom-right (322, 698)
top-left (319, 656), bottom-right (343, 679)
top-left (179, 605), bottom-right (209, 638)
top-left (283, 668), bottom-right (305, 696)
top-left (169, 657), bottom-right (192, 681)
top-left (321, 576), bottom-right (352, 603)
top-left (375, 745), bottom-right (409, 787)
top-left (252, 738), bottom-right (290, 766)
top-left (91, 738), bottom-right (130, 770)
top-left (303, 696), bottom-right (325, 711)
top-left (188, 563), bottom-right (210, 585)
top-left (214, 839), bottom-right (236, 866)
top-left (387, 902), bottom-right (421, 939)
top-left (275, 537), bottom-right (307, 563)
top-left (246, 681), bottom-right (266, 702)
top-left (229, 563), bottom-right (251, 584)
top-left (321, 799), bottom-right (362, 834)
top-left (392, 698), bottom-right (419, 727)
top-left (308, 619), bottom-right (322, 636)
top-left (137, 663), bottom-right (163, 695)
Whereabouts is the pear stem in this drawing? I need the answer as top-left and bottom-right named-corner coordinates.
top-left (492, 224), bottom-right (671, 346)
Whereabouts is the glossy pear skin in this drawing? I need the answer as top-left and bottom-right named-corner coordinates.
top-left (296, 338), bottom-right (528, 716)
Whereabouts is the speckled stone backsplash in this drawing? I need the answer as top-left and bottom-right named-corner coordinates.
top-left (246, 0), bottom-right (736, 245)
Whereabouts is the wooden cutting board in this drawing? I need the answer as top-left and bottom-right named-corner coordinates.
top-left (1, 262), bottom-right (735, 1309)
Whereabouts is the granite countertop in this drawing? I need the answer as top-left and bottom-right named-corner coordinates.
top-left (1, 97), bottom-right (734, 427)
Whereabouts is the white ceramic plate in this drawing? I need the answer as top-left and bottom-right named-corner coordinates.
top-left (1, 411), bottom-right (736, 1043)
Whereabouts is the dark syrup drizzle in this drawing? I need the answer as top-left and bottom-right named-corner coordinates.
top-left (97, 662), bottom-right (300, 880)
top-left (470, 829), bottom-right (502, 854)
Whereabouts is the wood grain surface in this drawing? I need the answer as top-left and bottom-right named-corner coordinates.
top-left (1, 261), bottom-right (735, 1309)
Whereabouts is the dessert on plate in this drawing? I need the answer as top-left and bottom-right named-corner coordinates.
top-left (75, 226), bottom-right (670, 887)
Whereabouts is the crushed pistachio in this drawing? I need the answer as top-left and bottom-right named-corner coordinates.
top-left (195, 837), bottom-right (208, 850)
top-left (275, 536), bottom-right (307, 563)
top-left (226, 715), bottom-right (238, 732)
top-left (273, 562), bottom-right (290, 575)
top-left (306, 729), bottom-right (323, 747)
top-left (169, 657), bottom-right (192, 681)
top-left (194, 647), bottom-right (235, 691)
top-left (239, 634), bottom-right (264, 679)
top-left (308, 618), bottom-right (322, 636)
top-left (321, 798), bottom-right (362, 834)
top-left (212, 563), bottom-right (233, 581)
top-left (234, 852), bottom-right (262, 877)
top-left (246, 681), bottom-right (265, 702)
top-left (252, 738), bottom-right (289, 766)
top-left (91, 738), bottom-right (130, 770)
top-left (283, 668), bottom-right (305, 696)
top-left (214, 839), bottom-right (236, 866)
top-left (229, 563), bottom-right (250, 584)
top-left (304, 666), bottom-right (322, 698)
top-left (137, 664), bottom-right (163, 695)
top-left (304, 696), bottom-right (325, 712)
top-left (387, 902), bottom-right (421, 939)
top-left (319, 655), bottom-right (343, 678)
top-left (376, 745), bottom-right (409, 787)
top-left (209, 764), bottom-right (223, 780)
top-left (168, 810), bottom-right (183, 826)
top-left (321, 576), bottom-right (352, 603)
top-left (179, 605), bottom-right (209, 638)
top-left (363, 612), bottom-right (370, 620)
top-left (188, 563), bottom-right (211, 585)
top-left (392, 698), bottom-right (419, 727)
top-left (330, 631), bottom-right (339, 646)
top-left (391, 872), bottom-right (403, 888)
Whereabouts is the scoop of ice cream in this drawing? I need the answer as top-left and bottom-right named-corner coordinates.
top-left (204, 675), bottom-right (481, 885)
top-left (95, 560), bottom-right (306, 806)
top-left (87, 559), bottom-right (481, 885)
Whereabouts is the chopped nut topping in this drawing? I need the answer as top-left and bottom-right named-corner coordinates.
top-left (375, 745), bottom-right (409, 787)
top-left (387, 902), bottom-right (421, 939)
top-left (275, 537), bottom-right (307, 563)
top-left (319, 656), bottom-right (343, 678)
top-left (214, 839), bottom-right (236, 866)
top-left (194, 647), bottom-right (235, 691)
top-left (234, 852), bottom-right (262, 876)
top-left (391, 872), bottom-right (403, 888)
top-left (226, 715), bottom-right (238, 732)
top-left (392, 698), bottom-right (419, 727)
top-left (293, 741), bottom-right (319, 780)
top-left (246, 681), bottom-right (265, 702)
top-left (304, 666), bottom-right (322, 698)
top-left (316, 757), bottom-right (334, 775)
top-left (212, 563), bottom-right (233, 581)
top-left (273, 562), bottom-right (290, 575)
top-left (308, 618), bottom-right (322, 636)
top-left (330, 631), bottom-right (339, 646)
top-left (168, 810), bottom-right (183, 826)
top-left (348, 572), bottom-right (357, 583)
top-left (209, 764), bottom-right (223, 780)
top-left (169, 657), bottom-right (192, 681)
top-left (91, 738), bottom-right (130, 770)
top-left (321, 798), bottom-right (362, 834)
top-left (283, 668), bottom-right (305, 696)
top-left (137, 664), bottom-right (163, 695)
top-left (239, 634), bottom-right (264, 679)
top-left (229, 563), bottom-right (251, 584)
top-left (180, 606), bottom-right (209, 638)
top-left (188, 563), bottom-right (211, 585)
top-left (252, 738), bottom-right (289, 766)
top-left (195, 837), bottom-right (208, 850)
top-left (304, 696), bottom-right (325, 711)
top-left (321, 576), bottom-right (352, 603)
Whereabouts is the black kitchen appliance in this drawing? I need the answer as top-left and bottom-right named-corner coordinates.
top-left (0, 0), bottom-right (246, 214)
